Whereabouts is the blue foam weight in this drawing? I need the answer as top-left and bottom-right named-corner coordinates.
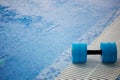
top-left (100, 42), bottom-right (117, 63)
top-left (72, 43), bottom-right (87, 63)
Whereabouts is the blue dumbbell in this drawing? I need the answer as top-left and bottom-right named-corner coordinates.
top-left (72, 42), bottom-right (117, 63)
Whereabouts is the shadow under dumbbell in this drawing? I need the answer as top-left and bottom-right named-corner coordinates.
top-left (72, 57), bottom-right (120, 68)
top-left (72, 58), bottom-right (100, 68)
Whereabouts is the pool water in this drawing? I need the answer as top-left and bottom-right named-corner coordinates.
top-left (0, 0), bottom-right (120, 80)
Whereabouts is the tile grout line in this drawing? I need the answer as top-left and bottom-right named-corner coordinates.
top-left (85, 63), bottom-right (100, 79)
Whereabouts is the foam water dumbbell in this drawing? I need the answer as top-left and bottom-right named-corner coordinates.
top-left (72, 42), bottom-right (117, 63)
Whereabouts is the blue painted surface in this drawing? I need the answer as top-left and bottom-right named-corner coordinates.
top-left (0, 0), bottom-right (120, 80)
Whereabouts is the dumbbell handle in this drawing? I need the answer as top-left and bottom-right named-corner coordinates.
top-left (87, 50), bottom-right (102, 55)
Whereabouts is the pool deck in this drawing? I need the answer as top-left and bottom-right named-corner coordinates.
top-left (56, 16), bottom-right (120, 80)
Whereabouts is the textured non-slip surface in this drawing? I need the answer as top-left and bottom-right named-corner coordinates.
top-left (57, 58), bottom-right (120, 80)
top-left (56, 16), bottom-right (120, 80)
